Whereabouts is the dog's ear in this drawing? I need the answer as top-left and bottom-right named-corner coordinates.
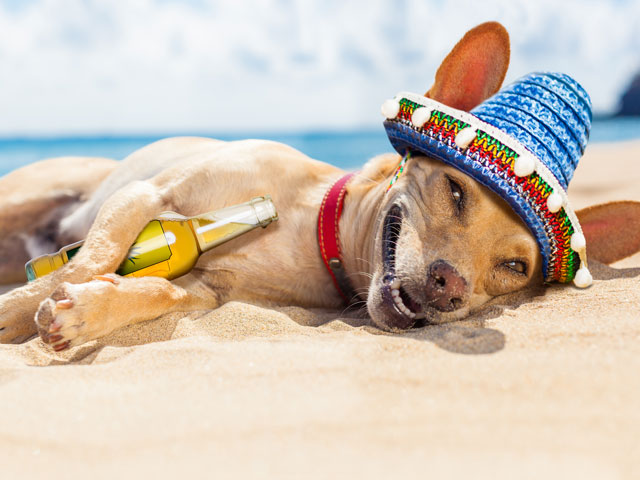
top-left (425, 21), bottom-right (510, 111)
top-left (577, 201), bottom-right (640, 265)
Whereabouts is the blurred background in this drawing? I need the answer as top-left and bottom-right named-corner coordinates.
top-left (1, 0), bottom-right (639, 176)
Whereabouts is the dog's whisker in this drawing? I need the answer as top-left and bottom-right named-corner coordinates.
top-left (353, 257), bottom-right (374, 268)
top-left (352, 172), bottom-right (377, 185)
top-left (346, 271), bottom-right (373, 281)
top-left (353, 286), bottom-right (370, 295)
top-left (345, 286), bottom-right (368, 303)
top-left (384, 240), bottom-right (401, 249)
top-left (352, 303), bottom-right (370, 318)
top-left (339, 298), bottom-right (369, 318)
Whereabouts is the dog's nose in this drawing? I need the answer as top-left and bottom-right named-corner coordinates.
top-left (425, 260), bottom-right (467, 312)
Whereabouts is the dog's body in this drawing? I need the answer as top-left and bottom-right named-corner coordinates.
top-left (1, 22), bottom-right (639, 350)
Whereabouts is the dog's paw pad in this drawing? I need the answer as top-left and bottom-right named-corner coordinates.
top-left (35, 282), bottom-right (84, 351)
top-left (50, 283), bottom-right (72, 302)
top-left (35, 298), bottom-right (55, 340)
top-left (35, 279), bottom-right (118, 351)
top-left (35, 300), bottom-right (70, 350)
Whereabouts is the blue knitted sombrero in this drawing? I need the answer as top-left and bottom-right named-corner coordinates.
top-left (381, 72), bottom-right (592, 287)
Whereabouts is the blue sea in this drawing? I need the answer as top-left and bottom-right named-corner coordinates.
top-left (1, 118), bottom-right (639, 177)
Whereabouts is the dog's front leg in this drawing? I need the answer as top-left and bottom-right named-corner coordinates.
top-left (0, 180), bottom-right (169, 343)
top-left (35, 273), bottom-right (216, 351)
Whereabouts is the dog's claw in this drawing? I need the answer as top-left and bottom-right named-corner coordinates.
top-left (53, 341), bottom-right (70, 352)
top-left (56, 299), bottom-right (73, 310)
top-left (93, 274), bottom-right (119, 285)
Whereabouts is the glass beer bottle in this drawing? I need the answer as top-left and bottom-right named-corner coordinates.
top-left (25, 195), bottom-right (278, 282)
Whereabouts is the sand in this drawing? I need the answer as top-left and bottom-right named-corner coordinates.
top-left (1, 141), bottom-right (639, 479)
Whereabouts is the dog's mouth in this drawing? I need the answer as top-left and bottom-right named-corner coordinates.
top-left (379, 204), bottom-right (425, 329)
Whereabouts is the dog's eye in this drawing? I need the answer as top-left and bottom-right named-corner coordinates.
top-left (502, 260), bottom-right (528, 275)
top-left (447, 177), bottom-right (464, 210)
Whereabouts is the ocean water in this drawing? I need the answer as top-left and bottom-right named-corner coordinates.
top-left (1, 118), bottom-right (639, 177)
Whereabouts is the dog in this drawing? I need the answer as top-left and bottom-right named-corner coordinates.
top-left (1, 21), bottom-right (639, 351)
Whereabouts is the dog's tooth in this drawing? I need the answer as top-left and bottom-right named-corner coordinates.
top-left (390, 278), bottom-right (401, 289)
top-left (415, 312), bottom-right (426, 320)
top-left (391, 289), bottom-right (422, 319)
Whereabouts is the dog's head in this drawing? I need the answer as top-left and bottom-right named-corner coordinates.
top-left (361, 22), bottom-right (539, 329)
top-left (366, 152), bottom-right (543, 330)
top-left (341, 22), bottom-right (640, 330)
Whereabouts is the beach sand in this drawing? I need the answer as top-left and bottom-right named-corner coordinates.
top-left (1, 141), bottom-right (639, 479)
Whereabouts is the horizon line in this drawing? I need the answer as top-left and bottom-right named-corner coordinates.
top-left (0, 114), bottom-right (636, 141)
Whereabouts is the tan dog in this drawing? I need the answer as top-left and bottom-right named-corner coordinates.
top-left (1, 22), bottom-right (639, 351)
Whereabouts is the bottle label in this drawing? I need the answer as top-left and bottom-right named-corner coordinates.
top-left (116, 220), bottom-right (173, 276)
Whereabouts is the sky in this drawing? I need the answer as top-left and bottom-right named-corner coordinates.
top-left (0, 0), bottom-right (638, 135)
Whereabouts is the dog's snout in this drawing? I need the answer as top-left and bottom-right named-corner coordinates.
top-left (426, 260), bottom-right (467, 312)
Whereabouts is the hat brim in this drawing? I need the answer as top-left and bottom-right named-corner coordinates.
top-left (383, 92), bottom-right (586, 284)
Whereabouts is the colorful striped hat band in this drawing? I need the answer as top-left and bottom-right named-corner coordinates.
top-left (380, 72), bottom-right (593, 288)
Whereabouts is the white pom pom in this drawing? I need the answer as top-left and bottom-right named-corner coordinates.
top-left (573, 266), bottom-right (593, 288)
top-left (513, 156), bottom-right (536, 177)
top-left (411, 107), bottom-right (432, 128)
top-left (570, 232), bottom-right (586, 251)
top-left (454, 127), bottom-right (477, 149)
top-left (381, 99), bottom-right (400, 119)
top-left (546, 192), bottom-right (564, 213)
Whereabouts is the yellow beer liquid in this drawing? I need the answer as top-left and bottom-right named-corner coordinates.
top-left (25, 196), bottom-right (277, 282)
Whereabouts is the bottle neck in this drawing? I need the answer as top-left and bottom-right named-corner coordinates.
top-left (190, 196), bottom-right (278, 253)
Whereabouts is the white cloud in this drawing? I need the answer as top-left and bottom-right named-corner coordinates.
top-left (0, 0), bottom-right (637, 134)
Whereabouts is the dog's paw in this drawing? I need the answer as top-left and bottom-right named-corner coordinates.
top-left (35, 275), bottom-right (121, 351)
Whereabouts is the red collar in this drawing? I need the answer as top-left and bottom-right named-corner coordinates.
top-left (317, 172), bottom-right (359, 304)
